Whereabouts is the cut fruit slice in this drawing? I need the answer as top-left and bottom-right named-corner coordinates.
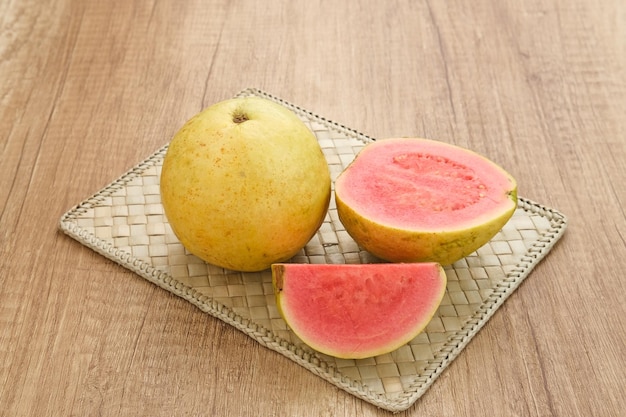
top-left (335, 138), bottom-right (518, 265)
top-left (272, 262), bottom-right (447, 359)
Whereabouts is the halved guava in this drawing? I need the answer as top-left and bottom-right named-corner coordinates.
top-left (272, 262), bottom-right (446, 359)
top-left (335, 138), bottom-right (517, 265)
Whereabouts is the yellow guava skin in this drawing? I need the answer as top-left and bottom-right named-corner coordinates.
top-left (335, 139), bottom-right (518, 266)
top-left (335, 192), bottom-right (517, 265)
top-left (160, 97), bottom-right (331, 272)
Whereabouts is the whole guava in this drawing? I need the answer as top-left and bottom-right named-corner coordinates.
top-left (160, 97), bottom-right (331, 272)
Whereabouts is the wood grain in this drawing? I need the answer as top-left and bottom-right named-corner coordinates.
top-left (1, 0), bottom-right (624, 416)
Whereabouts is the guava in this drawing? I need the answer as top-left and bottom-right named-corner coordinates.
top-left (335, 138), bottom-right (517, 265)
top-left (272, 262), bottom-right (447, 359)
top-left (160, 97), bottom-right (331, 272)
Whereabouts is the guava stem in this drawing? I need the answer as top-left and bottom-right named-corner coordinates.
top-left (232, 109), bottom-right (249, 124)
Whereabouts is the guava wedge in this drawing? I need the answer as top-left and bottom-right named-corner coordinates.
top-left (335, 138), bottom-right (517, 265)
top-left (272, 262), bottom-right (447, 359)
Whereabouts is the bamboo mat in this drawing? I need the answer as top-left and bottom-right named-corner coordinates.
top-left (59, 88), bottom-right (567, 412)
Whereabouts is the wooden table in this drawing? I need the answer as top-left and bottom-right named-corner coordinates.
top-left (1, 0), bottom-right (624, 415)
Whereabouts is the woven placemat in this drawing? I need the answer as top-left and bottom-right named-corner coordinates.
top-left (59, 88), bottom-right (567, 412)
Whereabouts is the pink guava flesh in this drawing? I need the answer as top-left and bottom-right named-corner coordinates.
top-left (272, 263), bottom-right (447, 359)
top-left (336, 138), bottom-right (517, 230)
